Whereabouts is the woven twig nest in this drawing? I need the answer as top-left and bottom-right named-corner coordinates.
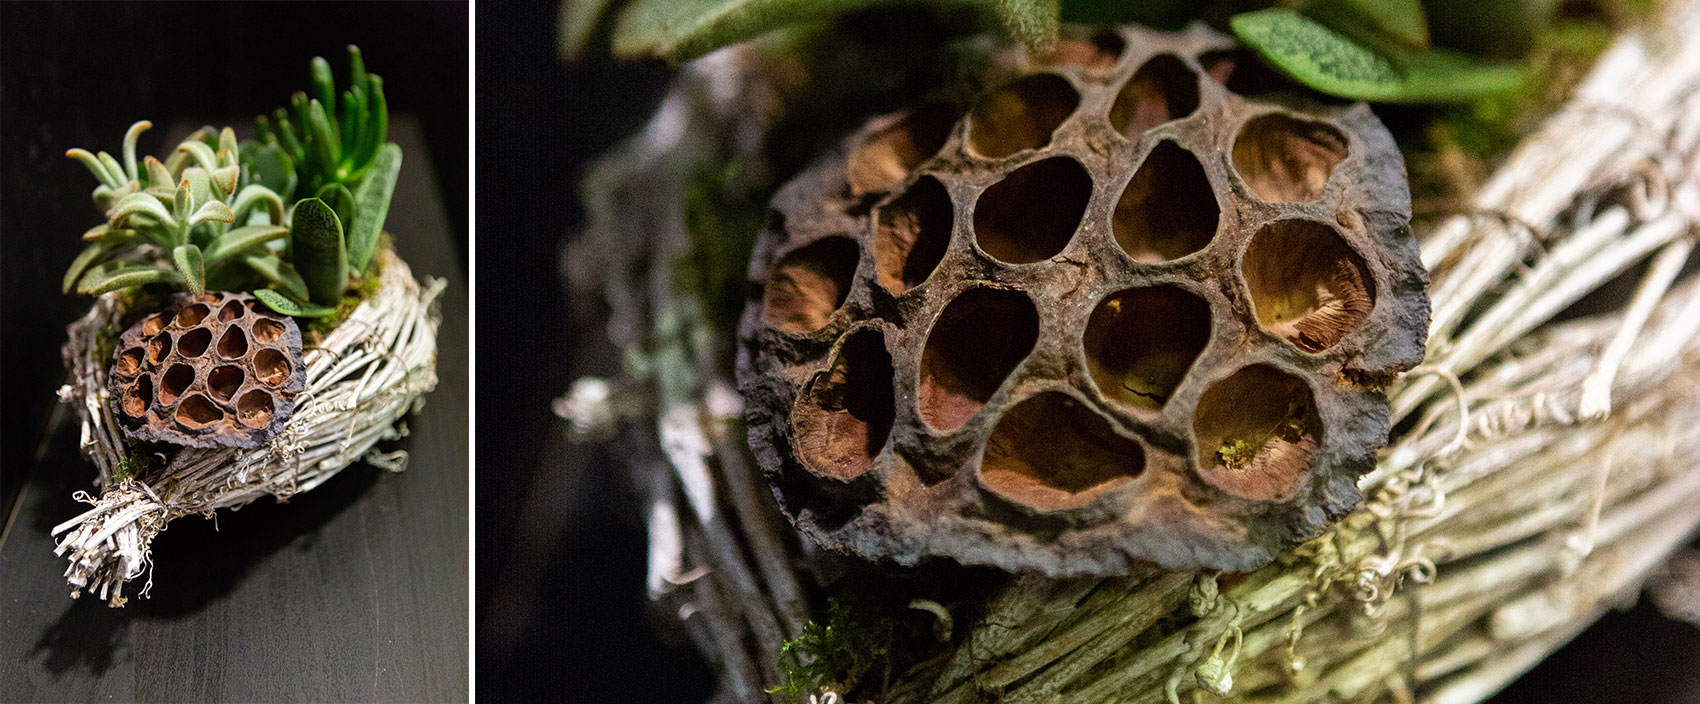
top-left (52, 248), bottom-right (442, 606)
top-left (736, 24), bottom-right (1429, 575)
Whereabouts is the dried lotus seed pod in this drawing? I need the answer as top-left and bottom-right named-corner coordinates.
top-left (735, 23), bottom-right (1429, 575)
top-left (108, 291), bottom-right (307, 449)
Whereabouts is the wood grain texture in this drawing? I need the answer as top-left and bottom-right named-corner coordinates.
top-left (0, 118), bottom-right (467, 703)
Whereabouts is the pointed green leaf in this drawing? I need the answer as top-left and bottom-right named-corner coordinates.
top-left (211, 164), bottom-right (241, 196)
top-left (289, 197), bottom-right (348, 305)
top-left (349, 143), bottom-right (401, 272)
top-left (1302, 0), bottom-right (1427, 53)
top-left (219, 127), bottom-right (239, 157)
top-left (63, 243), bottom-right (116, 294)
top-left (273, 110), bottom-right (308, 165)
top-left (231, 184), bottom-right (288, 225)
top-left (68, 149), bottom-right (122, 188)
top-left (306, 99), bottom-right (342, 178)
top-left (347, 45), bottom-right (367, 91)
top-left (182, 167), bottom-right (214, 211)
top-left (177, 139), bottom-right (219, 171)
top-left (242, 142), bottom-right (298, 203)
top-left (607, 0), bottom-right (924, 63)
top-left (145, 156), bottom-right (173, 190)
top-left (316, 182), bottom-right (356, 231)
top-left (244, 254), bottom-right (311, 301)
top-left (122, 120), bottom-right (152, 182)
top-left (310, 56), bottom-right (337, 108)
top-left (188, 200), bottom-right (235, 231)
top-left (76, 262), bottom-right (184, 296)
top-left (112, 192), bottom-right (173, 225)
top-left (253, 287), bottom-right (337, 318)
top-left (173, 181), bottom-right (193, 223)
top-left (174, 244), bottom-right (206, 296)
top-left (205, 225), bottom-right (290, 265)
top-left (96, 152), bottom-right (127, 187)
top-left (1231, 8), bottom-right (1520, 103)
top-left (362, 75), bottom-right (388, 168)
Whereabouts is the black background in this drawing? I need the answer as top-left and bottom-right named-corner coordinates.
top-left (1, 0), bottom-right (470, 520)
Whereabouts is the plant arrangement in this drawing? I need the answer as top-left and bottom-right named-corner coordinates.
top-left (556, 0), bottom-right (1700, 702)
top-left (50, 46), bottom-right (443, 606)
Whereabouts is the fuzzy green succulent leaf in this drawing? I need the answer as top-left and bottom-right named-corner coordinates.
top-left (205, 225), bottom-right (289, 266)
top-left (253, 287), bottom-right (337, 318)
top-left (113, 192), bottom-right (173, 227)
top-left (93, 184), bottom-right (115, 212)
top-left (182, 167), bottom-right (214, 213)
top-left (219, 127), bottom-right (239, 157)
top-left (67, 148), bottom-right (123, 188)
top-left (63, 243), bottom-right (118, 294)
top-left (145, 156), bottom-right (173, 190)
top-left (210, 164), bottom-right (240, 196)
top-left (174, 244), bottom-right (206, 296)
top-left (244, 254), bottom-right (311, 301)
top-left (188, 200), bottom-right (235, 231)
top-left (290, 197), bottom-right (348, 305)
top-left (122, 120), bottom-right (152, 183)
top-left (96, 152), bottom-right (127, 187)
top-left (178, 140), bottom-right (219, 171)
top-left (172, 181), bottom-right (193, 223)
top-left (243, 142), bottom-right (298, 203)
top-left (349, 142), bottom-right (401, 273)
top-left (231, 184), bottom-right (288, 225)
top-left (76, 261), bottom-right (184, 296)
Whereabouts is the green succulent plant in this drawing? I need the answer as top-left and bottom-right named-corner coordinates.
top-left (62, 121), bottom-right (295, 299)
top-left (252, 45), bottom-right (404, 309)
top-left (63, 49), bottom-right (404, 321)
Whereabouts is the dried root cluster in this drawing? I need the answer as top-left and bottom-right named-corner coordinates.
top-left (737, 24), bottom-right (1429, 575)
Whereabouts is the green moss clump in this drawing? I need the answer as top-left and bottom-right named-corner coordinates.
top-left (111, 447), bottom-right (160, 481)
top-left (307, 237), bottom-right (389, 338)
top-left (770, 599), bottom-right (894, 699)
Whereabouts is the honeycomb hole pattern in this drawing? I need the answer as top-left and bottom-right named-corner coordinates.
top-left (147, 333), bottom-right (172, 364)
top-left (973, 156), bottom-right (1091, 264)
top-left (175, 393), bottom-right (223, 429)
top-left (1243, 220), bottom-right (1375, 352)
top-left (967, 73), bottom-right (1079, 159)
top-left (123, 376), bottom-right (152, 418)
top-left (917, 288), bottom-right (1039, 431)
top-left (159, 363), bottom-right (194, 405)
top-left (1199, 49), bottom-right (1306, 98)
top-left (178, 327), bottom-right (211, 358)
top-left (237, 389), bottom-right (275, 429)
top-left (1084, 285), bottom-right (1211, 411)
top-left (791, 330), bottom-right (896, 480)
top-left (1233, 113), bottom-right (1348, 203)
top-left (115, 347), bottom-right (143, 378)
top-left (1110, 54), bottom-right (1200, 138)
top-left (848, 104), bottom-right (957, 196)
top-left (218, 299), bottom-right (246, 323)
top-left (218, 326), bottom-right (249, 359)
top-left (252, 317), bottom-right (286, 345)
top-left (1043, 27), bottom-right (1126, 72)
top-left (208, 365), bottom-right (243, 403)
top-left (1113, 141), bottom-right (1219, 262)
top-left (254, 348), bottom-right (291, 387)
top-left (141, 312), bottom-right (169, 336)
top-left (175, 302), bottom-right (209, 328)
top-left (874, 176), bottom-right (952, 293)
top-left (763, 236), bottom-right (860, 335)
top-left (1193, 365), bottom-right (1321, 502)
top-left (980, 392), bottom-right (1144, 512)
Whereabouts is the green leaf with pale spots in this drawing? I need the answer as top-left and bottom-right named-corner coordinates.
top-left (1231, 8), bottom-right (1522, 103)
top-left (253, 287), bottom-right (337, 318)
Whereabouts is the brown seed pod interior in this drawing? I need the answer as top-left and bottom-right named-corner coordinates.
top-left (738, 23), bottom-right (1429, 575)
top-left (107, 291), bottom-right (308, 449)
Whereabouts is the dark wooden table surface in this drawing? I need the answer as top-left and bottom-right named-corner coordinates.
top-left (0, 119), bottom-right (468, 703)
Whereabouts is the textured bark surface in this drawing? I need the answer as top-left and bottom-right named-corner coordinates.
top-left (108, 290), bottom-right (305, 449)
top-left (736, 24), bottom-right (1430, 575)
